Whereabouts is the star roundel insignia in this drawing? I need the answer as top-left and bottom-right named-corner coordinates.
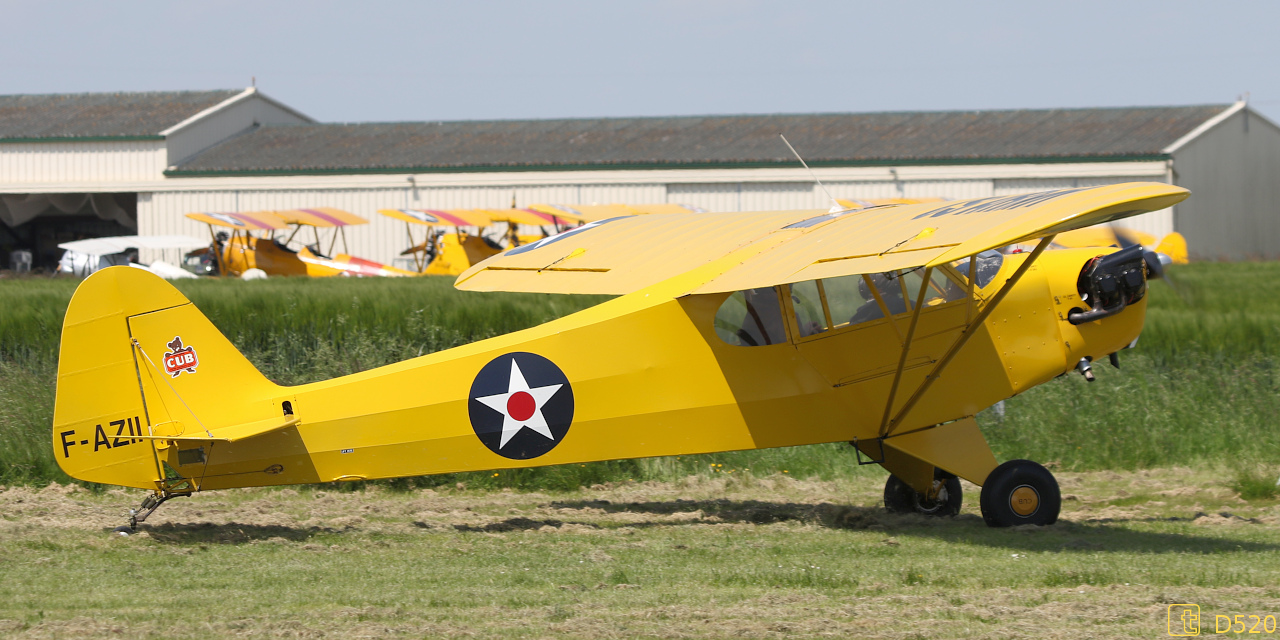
top-left (469, 352), bottom-right (574, 460)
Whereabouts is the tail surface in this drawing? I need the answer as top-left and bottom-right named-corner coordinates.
top-left (53, 267), bottom-right (281, 489)
top-left (1156, 232), bottom-right (1189, 264)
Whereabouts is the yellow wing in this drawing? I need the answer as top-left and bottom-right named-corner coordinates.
top-left (378, 208), bottom-right (492, 227)
top-left (184, 211), bottom-right (289, 230)
top-left (274, 208), bottom-right (368, 227)
top-left (480, 208), bottom-right (585, 226)
top-left (455, 182), bottom-right (1189, 296)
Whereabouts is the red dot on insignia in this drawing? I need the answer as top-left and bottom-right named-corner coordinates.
top-left (507, 391), bottom-right (536, 422)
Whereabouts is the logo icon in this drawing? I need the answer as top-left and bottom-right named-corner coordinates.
top-left (469, 352), bottom-right (574, 460)
top-left (162, 336), bottom-right (199, 378)
top-left (1168, 604), bottom-right (1200, 636)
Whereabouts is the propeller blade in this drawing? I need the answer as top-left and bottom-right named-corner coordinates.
top-left (1110, 225), bottom-right (1167, 281)
top-left (1110, 225), bottom-right (1141, 250)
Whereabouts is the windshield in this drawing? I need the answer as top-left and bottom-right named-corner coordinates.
top-left (951, 250), bottom-right (1004, 289)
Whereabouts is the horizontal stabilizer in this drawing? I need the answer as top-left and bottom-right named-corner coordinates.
top-left (133, 416), bottom-right (301, 444)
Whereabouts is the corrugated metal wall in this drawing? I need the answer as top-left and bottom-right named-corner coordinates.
top-left (667, 183), bottom-right (741, 211)
top-left (1171, 109), bottom-right (1280, 260)
top-left (141, 183), bottom-right (671, 265)
top-left (0, 140), bottom-right (167, 184)
top-left (667, 182), bottom-right (819, 211)
top-left (137, 171), bottom-right (1196, 266)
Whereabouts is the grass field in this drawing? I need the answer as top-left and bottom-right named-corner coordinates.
top-left (3, 264), bottom-right (1280, 486)
top-left (1, 468), bottom-right (1278, 638)
top-left (2, 265), bottom-right (1279, 637)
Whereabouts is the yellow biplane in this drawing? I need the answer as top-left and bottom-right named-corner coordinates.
top-left (379, 207), bottom-right (594, 275)
top-left (185, 209), bottom-right (417, 278)
top-left (1052, 227), bottom-right (1189, 265)
top-left (53, 183), bottom-right (1187, 530)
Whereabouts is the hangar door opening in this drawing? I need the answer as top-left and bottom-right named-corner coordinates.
top-left (0, 193), bottom-right (136, 271)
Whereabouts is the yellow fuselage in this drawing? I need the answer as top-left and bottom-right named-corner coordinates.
top-left (54, 247), bottom-right (1141, 493)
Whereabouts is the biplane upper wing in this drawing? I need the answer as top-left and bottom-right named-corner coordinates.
top-left (455, 183), bottom-right (1189, 296)
top-left (185, 211), bottom-right (289, 230)
top-left (378, 208), bottom-right (493, 227)
top-left (274, 208), bottom-right (368, 227)
top-left (480, 208), bottom-right (585, 226)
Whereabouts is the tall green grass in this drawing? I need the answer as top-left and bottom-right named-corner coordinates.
top-left (1, 263), bottom-right (1277, 487)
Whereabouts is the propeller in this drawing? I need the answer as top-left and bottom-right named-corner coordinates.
top-left (1111, 225), bottom-right (1187, 303)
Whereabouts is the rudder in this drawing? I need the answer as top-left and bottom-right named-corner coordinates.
top-left (53, 267), bottom-right (279, 489)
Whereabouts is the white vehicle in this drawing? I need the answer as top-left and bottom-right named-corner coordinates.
top-left (57, 235), bottom-right (207, 279)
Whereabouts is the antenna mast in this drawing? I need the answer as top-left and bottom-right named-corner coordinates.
top-left (780, 134), bottom-right (843, 213)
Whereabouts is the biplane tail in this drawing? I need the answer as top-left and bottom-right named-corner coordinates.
top-left (1156, 232), bottom-right (1189, 265)
top-left (53, 267), bottom-right (282, 489)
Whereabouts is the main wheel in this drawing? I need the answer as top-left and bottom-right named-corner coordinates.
top-left (979, 459), bottom-right (1061, 527)
top-left (883, 469), bottom-right (961, 517)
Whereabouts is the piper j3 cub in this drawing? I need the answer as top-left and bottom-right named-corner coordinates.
top-left (53, 183), bottom-right (1186, 530)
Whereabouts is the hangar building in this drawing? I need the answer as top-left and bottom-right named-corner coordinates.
top-left (2, 88), bottom-right (1278, 269)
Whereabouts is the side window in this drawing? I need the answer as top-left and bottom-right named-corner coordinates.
top-left (714, 287), bottom-right (787, 347)
top-left (952, 250), bottom-right (1004, 290)
top-left (789, 280), bottom-right (829, 337)
top-left (823, 274), bottom-right (884, 328)
top-left (901, 268), bottom-right (968, 309)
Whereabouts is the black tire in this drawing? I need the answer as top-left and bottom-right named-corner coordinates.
top-left (979, 459), bottom-right (1061, 527)
top-left (112, 525), bottom-right (133, 536)
top-left (883, 469), bottom-right (962, 517)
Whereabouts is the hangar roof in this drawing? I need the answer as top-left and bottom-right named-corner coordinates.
top-left (0, 90), bottom-right (243, 141)
top-left (170, 104), bottom-right (1234, 176)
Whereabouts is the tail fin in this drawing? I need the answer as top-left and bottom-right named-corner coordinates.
top-left (54, 267), bottom-right (281, 489)
top-left (1156, 232), bottom-right (1189, 264)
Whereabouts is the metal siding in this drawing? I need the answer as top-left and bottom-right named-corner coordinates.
top-left (576, 183), bottom-right (667, 205)
top-left (902, 180), bottom-right (994, 200)
top-left (666, 183), bottom-right (742, 212)
top-left (0, 140), bottom-right (167, 183)
top-left (738, 182), bottom-right (817, 211)
top-left (139, 184), bottom-right (662, 266)
top-left (1172, 110), bottom-right (1280, 260)
top-left (666, 182), bottom-right (816, 212)
top-left (824, 181), bottom-right (902, 200)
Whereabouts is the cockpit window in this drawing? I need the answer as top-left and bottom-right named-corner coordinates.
top-left (901, 267), bottom-right (968, 308)
top-left (714, 287), bottom-right (787, 346)
top-left (951, 250), bottom-right (1004, 289)
top-left (823, 274), bottom-right (884, 328)
top-left (789, 280), bottom-right (829, 337)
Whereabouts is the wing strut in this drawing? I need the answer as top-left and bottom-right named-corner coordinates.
top-left (880, 235), bottom-right (1056, 437)
top-left (877, 266), bottom-right (938, 435)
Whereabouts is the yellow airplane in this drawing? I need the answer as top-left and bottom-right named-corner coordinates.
top-left (1052, 227), bottom-right (1189, 265)
top-left (53, 183), bottom-right (1187, 530)
top-left (186, 209), bottom-right (418, 277)
top-left (379, 207), bottom-right (592, 275)
top-left (378, 208), bottom-right (508, 275)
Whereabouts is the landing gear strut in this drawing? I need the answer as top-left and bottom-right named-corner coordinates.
top-left (883, 469), bottom-right (962, 517)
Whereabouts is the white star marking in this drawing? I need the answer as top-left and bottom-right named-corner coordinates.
top-left (474, 360), bottom-right (564, 449)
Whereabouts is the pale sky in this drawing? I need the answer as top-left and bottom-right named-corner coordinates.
top-left (3, 1), bottom-right (1278, 124)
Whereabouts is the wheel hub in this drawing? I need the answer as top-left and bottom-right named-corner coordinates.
top-left (1009, 485), bottom-right (1040, 516)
